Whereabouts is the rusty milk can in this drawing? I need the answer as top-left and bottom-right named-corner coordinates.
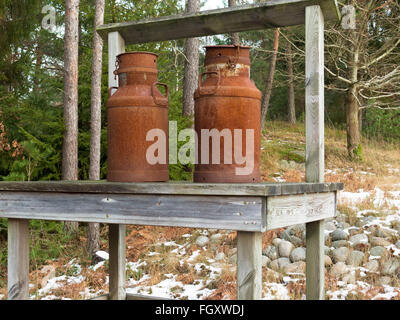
top-left (194, 45), bottom-right (261, 183)
top-left (107, 52), bottom-right (169, 182)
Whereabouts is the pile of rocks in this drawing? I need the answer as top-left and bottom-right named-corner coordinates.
top-left (261, 215), bottom-right (400, 285)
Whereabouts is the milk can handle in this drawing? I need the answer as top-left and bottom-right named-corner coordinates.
top-left (152, 82), bottom-right (169, 106)
top-left (108, 86), bottom-right (118, 98)
top-left (198, 71), bottom-right (220, 96)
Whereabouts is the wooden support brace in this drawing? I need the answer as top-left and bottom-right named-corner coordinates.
top-left (108, 31), bottom-right (126, 300)
top-left (8, 219), bottom-right (30, 300)
top-left (109, 224), bottom-right (126, 300)
top-left (305, 5), bottom-right (325, 300)
top-left (237, 231), bottom-right (262, 300)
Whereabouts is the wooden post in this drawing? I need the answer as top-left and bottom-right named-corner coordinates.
top-left (8, 219), bottom-right (30, 300)
top-left (237, 231), bottom-right (262, 300)
top-left (305, 5), bottom-right (325, 300)
top-left (108, 31), bottom-right (126, 300)
top-left (109, 224), bottom-right (126, 300)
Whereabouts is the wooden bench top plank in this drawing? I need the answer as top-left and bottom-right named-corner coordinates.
top-left (97, 0), bottom-right (340, 45)
top-left (0, 181), bottom-right (343, 196)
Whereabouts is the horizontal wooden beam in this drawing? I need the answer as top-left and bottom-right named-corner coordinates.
top-left (0, 192), bottom-right (266, 232)
top-left (97, 0), bottom-right (340, 45)
top-left (0, 181), bottom-right (343, 196)
top-left (266, 192), bottom-right (335, 230)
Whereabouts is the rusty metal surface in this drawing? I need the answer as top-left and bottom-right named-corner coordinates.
top-left (194, 45), bottom-right (261, 183)
top-left (107, 52), bottom-right (169, 182)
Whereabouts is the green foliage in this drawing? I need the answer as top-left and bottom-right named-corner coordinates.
top-left (363, 108), bottom-right (400, 143)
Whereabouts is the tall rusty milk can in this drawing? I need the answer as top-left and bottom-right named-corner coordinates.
top-left (194, 45), bottom-right (261, 183)
top-left (107, 52), bottom-right (169, 182)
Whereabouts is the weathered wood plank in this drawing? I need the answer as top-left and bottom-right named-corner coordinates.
top-left (8, 219), bottom-right (29, 300)
top-left (266, 192), bottom-right (335, 230)
top-left (0, 181), bottom-right (343, 196)
top-left (237, 231), bottom-right (262, 300)
top-left (97, 0), bottom-right (340, 45)
top-left (108, 31), bottom-right (126, 301)
top-left (109, 224), bottom-right (126, 300)
top-left (0, 192), bottom-right (265, 232)
top-left (305, 5), bottom-right (325, 300)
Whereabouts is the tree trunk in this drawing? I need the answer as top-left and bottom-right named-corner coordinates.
top-left (346, 86), bottom-right (362, 159)
top-left (260, 28), bottom-right (280, 130)
top-left (182, 0), bottom-right (200, 118)
top-left (286, 42), bottom-right (296, 124)
top-left (228, 0), bottom-right (240, 45)
top-left (88, 0), bottom-right (105, 261)
top-left (63, 0), bottom-right (80, 234)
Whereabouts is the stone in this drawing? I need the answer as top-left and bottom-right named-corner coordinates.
top-left (342, 222), bottom-right (351, 229)
top-left (280, 229), bottom-right (293, 242)
top-left (262, 255), bottom-right (271, 267)
top-left (371, 237), bottom-right (391, 247)
top-left (325, 255), bottom-right (333, 267)
top-left (196, 236), bottom-right (209, 247)
top-left (290, 247), bottom-right (306, 262)
top-left (342, 272), bottom-right (356, 285)
top-left (331, 229), bottom-right (348, 241)
top-left (278, 240), bottom-right (294, 258)
top-left (379, 276), bottom-right (392, 286)
top-left (215, 252), bottom-right (225, 261)
top-left (40, 265), bottom-right (56, 289)
top-left (381, 258), bottom-right (400, 276)
top-left (283, 261), bottom-right (306, 274)
top-left (331, 240), bottom-right (349, 248)
top-left (324, 246), bottom-right (330, 255)
top-left (269, 257), bottom-right (290, 272)
top-left (263, 245), bottom-right (278, 260)
top-left (288, 224), bottom-right (305, 235)
top-left (229, 254), bottom-right (237, 264)
top-left (375, 228), bottom-right (389, 238)
top-left (347, 250), bottom-right (364, 267)
top-left (332, 247), bottom-right (350, 263)
top-left (210, 233), bottom-right (223, 243)
top-left (364, 260), bottom-right (379, 273)
top-left (289, 236), bottom-right (303, 247)
top-left (329, 262), bottom-right (349, 276)
top-left (325, 221), bottom-right (337, 232)
top-left (349, 234), bottom-right (369, 247)
top-left (272, 238), bottom-right (282, 247)
top-left (369, 246), bottom-right (387, 258)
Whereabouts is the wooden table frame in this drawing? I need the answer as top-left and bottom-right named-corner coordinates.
top-left (2, 0), bottom-right (342, 300)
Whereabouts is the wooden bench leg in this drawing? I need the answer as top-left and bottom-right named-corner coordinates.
top-left (109, 224), bottom-right (126, 300)
top-left (8, 219), bottom-right (30, 300)
top-left (306, 220), bottom-right (324, 300)
top-left (237, 231), bottom-right (262, 300)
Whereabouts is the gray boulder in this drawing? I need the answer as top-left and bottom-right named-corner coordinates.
top-left (290, 247), bottom-right (306, 262)
top-left (381, 258), bottom-right (400, 276)
top-left (331, 229), bottom-right (348, 241)
top-left (347, 250), bottom-right (364, 267)
top-left (332, 247), bottom-right (350, 263)
top-left (263, 245), bottom-right (278, 260)
top-left (349, 233), bottom-right (369, 247)
top-left (269, 257), bottom-right (290, 272)
top-left (278, 240), bottom-right (294, 258)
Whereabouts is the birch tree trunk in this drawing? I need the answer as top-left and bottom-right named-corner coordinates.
top-left (286, 42), bottom-right (296, 124)
top-left (260, 28), bottom-right (280, 130)
top-left (63, 0), bottom-right (80, 233)
top-left (88, 0), bottom-right (105, 260)
top-left (182, 0), bottom-right (199, 118)
top-left (228, 0), bottom-right (240, 45)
